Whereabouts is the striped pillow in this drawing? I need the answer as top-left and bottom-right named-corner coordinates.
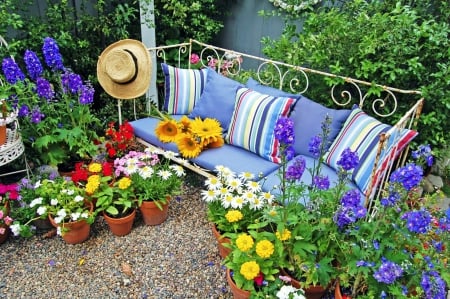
top-left (161, 63), bottom-right (208, 114)
top-left (324, 108), bottom-right (417, 196)
top-left (226, 87), bottom-right (296, 163)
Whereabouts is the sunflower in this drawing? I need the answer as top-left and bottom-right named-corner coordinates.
top-left (179, 115), bottom-right (192, 133)
top-left (206, 136), bottom-right (224, 148)
top-left (155, 118), bottom-right (179, 142)
top-left (190, 117), bottom-right (222, 144)
top-left (176, 133), bottom-right (202, 158)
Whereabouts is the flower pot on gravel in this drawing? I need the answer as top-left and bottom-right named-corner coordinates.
top-left (139, 199), bottom-right (169, 225)
top-left (103, 209), bottom-right (136, 236)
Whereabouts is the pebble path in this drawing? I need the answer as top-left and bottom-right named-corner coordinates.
top-left (0, 179), bottom-right (234, 299)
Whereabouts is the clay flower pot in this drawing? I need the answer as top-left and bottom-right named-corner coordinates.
top-left (279, 268), bottom-right (328, 299)
top-left (139, 199), bottom-right (169, 225)
top-left (103, 209), bottom-right (136, 236)
top-left (211, 224), bottom-right (231, 258)
top-left (48, 215), bottom-right (91, 244)
top-left (226, 268), bottom-right (251, 299)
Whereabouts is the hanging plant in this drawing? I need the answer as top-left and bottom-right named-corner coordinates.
top-left (268, 0), bottom-right (323, 14)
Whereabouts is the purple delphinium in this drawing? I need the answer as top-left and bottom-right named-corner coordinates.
top-left (24, 50), bottom-right (43, 80)
top-left (401, 209), bottom-right (432, 234)
top-left (42, 37), bottom-right (64, 71)
top-left (2, 57), bottom-right (25, 84)
top-left (334, 205), bottom-right (367, 228)
top-left (61, 72), bottom-right (83, 94)
top-left (308, 135), bottom-right (322, 158)
top-left (380, 190), bottom-right (401, 207)
top-left (337, 148), bottom-right (359, 171)
top-left (274, 117), bottom-right (295, 145)
top-left (30, 107), bottom-right (44, 124)
top-left (340, 189), bottom-right (361, 207)
top-left (18, 104), bottom-right (30, 117)
top-left (373, 260), bottom-right (403, 284)
top-left (285, 156), bottom-right (306, 181)
top-left (313, 175), bottom-right (330, 190)
top-left (390, 163), bottom-right (423, 191)
top-left (35, 77), bottom-right (55, 100)
top-left (79, 84), bottom-right (94, 105)
top-left (421, 271), bottom-right (447, 299)
top-left (412, 144), bottom-right (434, 167)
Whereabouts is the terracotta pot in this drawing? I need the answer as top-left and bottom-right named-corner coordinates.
top-left (279, 268), bottom-right (328, 299)
top-left (103, 209), bottom-right (136, 236)
top-left (48, 215), bottom-right (91, 244)
top-left (0, 224), bottom-right (9, 244)
top-left (334, 279), bottom-right (353, 299)
top-left (0, 125), bottom-right (6, 146)
top-left (139, 199), bottom-right (169, 225)
top-left (48, 201), bottom-right (93, 244)
top-left (211, 224), bottom-right (231, 258)
top-left (226, 268), bottom-right (251, 299)
top-left (32, 218), bottom-right (54, 231)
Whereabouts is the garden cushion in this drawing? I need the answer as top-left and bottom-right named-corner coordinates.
top-left (189, 68), bottom-right (243, 131)
top-left (324, 108), bottom-right (417, 195)
top-left (290, 97), bottom-right (352, 157)
top-left (246, 77), bottom-right (301, 99)
top-left (161, 63), bottom-right (208, 114)
top-left (226, 87), bottom-right (296, 164)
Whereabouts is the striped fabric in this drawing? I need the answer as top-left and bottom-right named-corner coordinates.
top-left (161, 63), bottom-right (208, 114)
top-left (324, 108), bottom-right (417, 196)
top-left (226, 87), bottom-right (296, 163)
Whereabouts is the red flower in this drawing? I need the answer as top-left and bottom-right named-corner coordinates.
top-left (108, 148), bottom-right (117, 158)
top-left (253, 272), bottom-right (264, 286)
top-left (102, 162), bottom-right (113, 176)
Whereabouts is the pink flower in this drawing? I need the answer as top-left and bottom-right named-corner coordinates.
top-left (0, 227), bottom-right (5, 235)
top-left (208, 58), bottom-right (217, 68)
top-left (253, 272), bottom-right (264, 286)
top-left (4, 216), bottom-right (13, 225)
top-left (190, 53), bottom-right (200, 64)
top-left (279, 275), bottom-right (292, 283)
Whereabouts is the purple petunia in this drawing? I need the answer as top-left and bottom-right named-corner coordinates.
top-left (308, 135), bottom-right (322, 158)
top-left (274, 117), bottom-right (295, 145)
top-left (285, 156), bottom-right (306, 181)
top-left (313, 175), bottom-right (330, 190)
top-left (2, 57), bottom-right (25, 84)
top-left (421, 271), bottom-right (447, 299)
top-left (42, 37), bottom-right (64, 71)
top-left (401, 209), bottom-right (432, 234)
top-left (337, 148), bottom-right (359, 171)
top-left (24, 50), bottom-right (44, 80)
top-left (373, 260), bottom-right (403, 284)
top-left (390, 163), bottom-right (423, 191)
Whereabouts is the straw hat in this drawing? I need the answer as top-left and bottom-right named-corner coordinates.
top-left (97, 39), bottom-right (151, 100)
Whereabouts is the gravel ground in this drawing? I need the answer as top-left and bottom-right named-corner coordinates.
top-left (0, 177), bottom-right (234, 299)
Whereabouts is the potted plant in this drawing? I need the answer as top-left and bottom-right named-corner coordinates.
top-left (0, 183), bottom-right (16, 243)
top-left (8, 166), bottom-right (59, 238)
top-left (102, 120), bottom-right (137, 160)
top-left (114, 148), bottom-right (186, 225)
top-left (0, 37), bottom-right (100, 167)
top-left (201, 165), bottom-right (275, 258)
top-left (29, 176), bottom-right (95, 244)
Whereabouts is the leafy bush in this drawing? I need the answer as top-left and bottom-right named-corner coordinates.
top-left (261, 0), bottom-right (450, 157)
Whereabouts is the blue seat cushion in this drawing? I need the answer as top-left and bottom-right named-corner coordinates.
top-left (262, 155), bottom-right (364, 205)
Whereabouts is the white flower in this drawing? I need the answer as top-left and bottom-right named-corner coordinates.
top-left (261, 192), bottom-right (275, 205)
top-left (10, 224), bottom-right (21, 236)
top-left (201, 189), bottom-right (216, 203)
top-left (249, 196), bottom-right (264, 210)
top-left (125, 159), bottom-right (139, 174)
top-left (54, 216), bottom-right (63, 224)
top-left (157, 170), bottom-right (172, 180)
top-left (30, 197), bottom-right (43, 207)
top-left (34, 180), bottom-right (42, 189)
top-left (276, 285), bottom-right (306, 299)
top-left (239, 171), bottom-right (254, 181)
top-left (205, 177), bottom-right (221, 190)
top-left (246, 181), bottom-right (261, 193)
top-left (74, 195), bottom-right (84, 202)
top-left (51, 198), bottom-right (58, 206)
top-left (170, 165), bottom-right (185, 177)
top-left (226, 178), bottom-right (242, 191)
top-left (139, 165), bottom-right (154, 179)
top-left (221, 194), bottom-right (233, 209)
top-left (81, 212), bottom-right (89, 219)
top-left (36, 206), bottom-right (47, 215)
top-left (163, 150), bottom-right (178, 159)
top-left (71, 212), bottom-right (81, 221)
top-left (66, 189), bottom-right (74, 195)
top-left (231, 195), bottom-right (245, 209)
top-left (56, 227), bottom-right (61, 235)
top-left (57, 209), bottom-right (67, 218)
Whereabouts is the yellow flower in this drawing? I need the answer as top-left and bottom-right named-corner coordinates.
top-left (179, 115), bottom-right (192, 133)
top-left (88, 162), bottom-right (102, 173)
top-left (275, 229), bottom-right (291, 241)
top-left (206, 136), bottom-right (224, 148)
top-left (225, 210), bottom-right (243, 223)
top-left (118, 177), bottom-right (132, 190)
top-left (176, 133), bottom-right (202, 158)
top-left (85, 175), bottom-right (100, 194)
top-left (190, 117), bottom-right (222, 144)
top-left (155, 118), bottom-right (179, 142)
top-left (240, 261), bottom-right (260, 280)
top-left (255, 240), bottom-right (274, 258)
top-left (236, 233), bottom-right (254, 252)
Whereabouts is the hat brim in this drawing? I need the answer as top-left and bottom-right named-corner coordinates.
top-left (97, 39), bottom-right (152, 100)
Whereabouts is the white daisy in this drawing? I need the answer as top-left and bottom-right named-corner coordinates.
top-left (239, 171), bottom-right (254, 181)
top-left (231, 195), bottom-right (245, 209)
top-left (205, 177), bottom-right (221, 190)
top-left (201, 189), bottom-right (216, 202)
top-left (246, 181), bottom-right (261, 193)
top-left (157, 170), bottom-right (172, 180)
top-left (139, 165), bottom-right (154, 179)
top-left (170, 165), bottom-right (185, 177)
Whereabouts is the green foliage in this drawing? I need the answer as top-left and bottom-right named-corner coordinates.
top-left (154, 0), bottom-right (226, 44)
top-left (261, 0), bottom-right (450, 157)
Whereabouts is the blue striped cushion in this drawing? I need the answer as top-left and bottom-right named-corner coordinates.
top-left (226, 87), bottom-right (296, 163)
top-left (161, 63), bottom-right (208, 114)
top-left (324, 108), bottom-right (417, 196)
